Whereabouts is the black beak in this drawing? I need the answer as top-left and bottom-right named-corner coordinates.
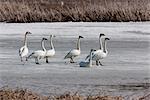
top-left (79, 36), bottom-right (84, 38)
top-left (105, 38), bottom-right (110, 40)
top-left (27, 31), bottom-right (32, 34)
top-left (100, 33), bottom-right (105, 37)
top-left (43, 38), bottom-right (48, 40)
top-left (91, 49), bottom-right (96, 51)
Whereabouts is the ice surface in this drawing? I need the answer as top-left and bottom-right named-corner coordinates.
top-left (0, 22), bottom-right (150, 98)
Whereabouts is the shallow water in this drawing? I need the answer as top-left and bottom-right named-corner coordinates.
top-left (0, 22), bottom-right (150, 98)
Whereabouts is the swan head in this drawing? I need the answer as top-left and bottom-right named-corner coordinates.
top-left (90, 49), bottom-right (96, 56)
top-left (79, 36), bottom-right (84, 38)
top-left (99, 33), bottom-right (105, 37)
top-left (50, 35), bottom-right (56, 38)
top-left (26, 31), bottom-right (32, 35)
top-left (91, 49), bottom-right (96, 52)
top-left (42, 38), bottom-right (48, 41)
top-left (105, 38), bottom-right (110, 41)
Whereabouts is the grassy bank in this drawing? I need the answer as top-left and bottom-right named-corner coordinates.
top-left (0, 88), bottom-right (150, 100)
top-left (0, 0), bottom-right (150, 22)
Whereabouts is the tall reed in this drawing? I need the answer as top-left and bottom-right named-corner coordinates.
top-left (0, 0), bottom-right (149, 22)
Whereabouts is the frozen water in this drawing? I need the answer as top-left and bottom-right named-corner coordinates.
top-left (0, 22), bottom-right (150, 98)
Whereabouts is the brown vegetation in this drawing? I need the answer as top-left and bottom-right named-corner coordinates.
top-left (0, 0), bottom-right (150, 22)
top-left (0, 88), bottom-right (150, 100)
top-left (0, 88), bottom-right (49, 100)
top-left (0, 88), bottom-right (124, 100)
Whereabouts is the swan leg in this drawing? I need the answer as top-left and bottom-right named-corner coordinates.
top-left (99, 61), bottom-right (103, 66)
top-left (35, 58), bottom-right (37, 63)
top-left (36, 57), bottom-right (40, 64)
top-left (25, 57), bottom-right (28, 61)
top-left (20, 57), bottom-right (23, 62)
top-left (96, 60), bottom-right (99, 66)
top-left (46, 57), bottom-right (49, 63)
top-left (70, 57), bottom-right (75, 63)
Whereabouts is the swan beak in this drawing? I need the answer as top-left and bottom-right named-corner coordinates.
top-left (79, 36), bottom-right (84, 38)
top-left (105, 38), bottom-right (110, 40)
top-left (91, 49), bottom-right (96, 51)
top-left (43, 38), bottom-right (48, 40)
top-left (100, 33), bottom-right (105, 37)
top-left (26, 31), bottom-right (32, 34)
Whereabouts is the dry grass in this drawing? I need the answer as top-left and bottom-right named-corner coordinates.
top-left (0, 88), bottom-right (150, 100)
top-left (0, 88), bottom-right (124, 100)
top-left (0, 88), bottom-right (49, 100)
top-left (0, 0), bottom-right (150, 22)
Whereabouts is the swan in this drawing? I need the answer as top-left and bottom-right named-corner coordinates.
top-left (79, 49), bottom-right (96, 67)
top-left (85, 33), bottom-right (105, 65)
top-left (64, 36), bottom-right (84, 63)
top-left (93, 37), bottom-right (110, 66)
top-left (45, 35), bottom-right (56, 63)
top-left (19, 31), bottom-right (32, 62)
top-left (28, 38), bottom-right (47, 64)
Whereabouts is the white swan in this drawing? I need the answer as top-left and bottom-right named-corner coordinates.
top-left (64, 36), bottom-right (84, 63)
top-left (28, 38), bottom-right (47, 64)
top-left (93, 37), bottom-right (110, 66)
top-left (19, 31), bottom-right (32, 62)
top-left (45, 35), bottom-right (55, 63)
top-left (79, 49), bottom-right (96, 67)
top-left (85, 33), bottom-right (105, 65)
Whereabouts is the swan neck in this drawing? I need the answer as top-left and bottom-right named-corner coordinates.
top-left (41, 40), bottom-right (46, 51)
top-left (77, 38), bottom-right (80, 50)
top-left (99, 36), bottom-right (103, 50)
top-left (24, 33), bottom-right (27, 46)
top-left (50, 36), bottom-right (54, 50)
top-left (103, 40), bottom-right (107, 53)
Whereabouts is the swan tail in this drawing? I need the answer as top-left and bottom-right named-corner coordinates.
top-left (19, 47), bottom-right (24, 56)
top-left (64, 52), bottom-right (70, 59)
top-left (27, 52), bottom-right (34, 59)
top-left (85, 55), bottom-right (90, 60)
top-left (19, 49), bottom-right (21, 56)
top-left (64, 55), bottom-right (68, 59)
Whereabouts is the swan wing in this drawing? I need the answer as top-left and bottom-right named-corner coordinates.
top-left (92, 50), bottom-right (103, 60)
top-left (28, 50), bottom-right (45, 58)
top-left (46, 49), bottom-right (55, 57)
top-left (19, 46), bottom-right (28, 57)
top-left (64, 49), bottom-right (80, 59)
top-left (19, 47), bottom-right (24, 56)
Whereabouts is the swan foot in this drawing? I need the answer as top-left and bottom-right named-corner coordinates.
top-left (70, 60), bottom-right (75, 63)
top-left (70, 61), bottom-right (75, 63)
top-left (36, 62), bottom-right (40, 64)
top-left (70, 58), bottom-right (75, 63)
top-left (46, 57), bottom-right (49, 63)
top-left (22, 62), bottom-right (25, 65)
top-left (25, 57), bottom-right (28, 61)
top-left (99, 61), bottom-right (103, 66)
top-left (20, 57), bottom-right (23, 62)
